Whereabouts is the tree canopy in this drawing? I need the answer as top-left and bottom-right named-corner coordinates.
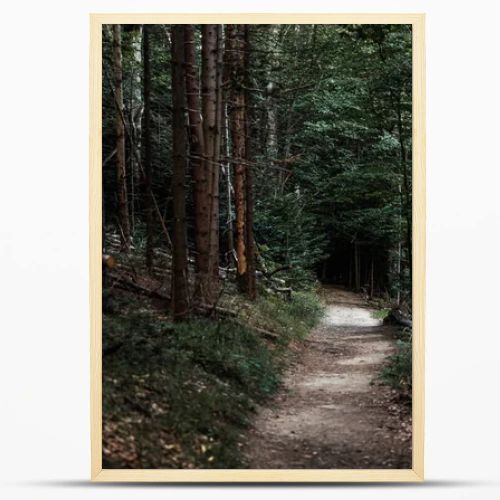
top-left (102, 23), bottom-right (412, 311)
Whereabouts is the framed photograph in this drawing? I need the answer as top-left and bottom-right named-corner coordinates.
top-left (90, 13), bottom-right (425, 482)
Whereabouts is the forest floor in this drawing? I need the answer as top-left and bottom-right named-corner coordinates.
top-left (101, 245), bottom-right (324, 468)
top-left (242, 286), bottom-right (412, 469)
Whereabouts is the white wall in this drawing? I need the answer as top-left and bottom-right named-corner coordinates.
top-left (1, 1), bottom-right (499, 498)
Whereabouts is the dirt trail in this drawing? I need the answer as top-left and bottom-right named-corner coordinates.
top-left (243, 286), bottom-right (412, 469)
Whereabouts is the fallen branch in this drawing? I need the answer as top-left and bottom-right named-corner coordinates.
top-left (264, 265), bottom-right (292, 279)
top-left (105, 273), bottom-right (280, 341)
top-left (195, 303), bottom-right (238, 318)
top-left (110, 273), bottom-right (169, 301)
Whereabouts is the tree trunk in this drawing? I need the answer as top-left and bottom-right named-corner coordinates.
top-left (265, 26), bottom-right (279, 166)
top-left (227, 25), bottom-right (247, 290)
top-left (184, 25), bottom-right (210, 304)
top-left (395, 182), bottom-right (403, 305)
top-left (202, 24), bottom-right (222, 294)
top-left (171, 25), bottom-right (190, 320)
top-left (112, 24), bottom-right (131, 252)
top-left (244, 25), bottom-right (257, 299)
top-left (211, 24), bottom-right (224, 276)
top-left (348, 256), bottom-right (352, 289)
top-left (222, 28), bottom-right (235, 268)
top-left (129, 26), bottom-right (144, 237)
top-left (142, 24), bottom-right (154, 271)
top-left (223, 101), bottom-right (235, 266)
top-left (370, 257), bottom-right (374, 298)
top-left (266, 95), bottom-right (278, 160)
top-left (397, 96), bottom-right (412, 289)
top-left (354, 241), bottom-right (360, 291)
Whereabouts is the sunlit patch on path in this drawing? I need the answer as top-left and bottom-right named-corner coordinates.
top-left (323, 304), bottom-right (382, 328)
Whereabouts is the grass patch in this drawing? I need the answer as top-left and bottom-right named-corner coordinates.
top-left (372, 308), bottom-right (390, 320)
top-left (250, 289), bottom-right (324, 343)
top-left (102, 288), bottom-right (323, 469)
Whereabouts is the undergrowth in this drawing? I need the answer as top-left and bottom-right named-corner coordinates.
top-left (249, 290), bottom-right (324, 343)
top-left (102, 287), bottom-right (323, 469)
top-left (372, 308), bottom-right (390, 320)
top-left (380, 328), bottom-right (412, 394)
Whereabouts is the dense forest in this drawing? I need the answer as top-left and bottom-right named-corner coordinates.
top-left (102, 24), bottom-right (412, 469)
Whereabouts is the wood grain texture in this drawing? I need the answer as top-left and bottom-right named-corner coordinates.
top-left (89, 12), bottom-right (425, 482)
top-left (411, 14), bottom-right (426, 481)
top-left (93, 468), bottom-right (421, 482)
top-left (89, 15), bottom-right (102, 480)
top-left (90, 13), bottom-right (425, 25)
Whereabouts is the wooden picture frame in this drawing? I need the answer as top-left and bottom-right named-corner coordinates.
top-left (90, 12), bottom-right (425, 482)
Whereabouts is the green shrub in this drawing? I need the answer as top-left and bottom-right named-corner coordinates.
top-left (380, 334), bottom-right (412, 392)
top-left (252, 289), bottom-right (324, 342)
top-left (372, 308), bottom-right (390, 320)
top-left (288, 290), bottom-right (324, 327)
top-left (102, 288), bottom-right (323, 469)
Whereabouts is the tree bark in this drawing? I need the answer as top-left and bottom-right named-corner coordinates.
top-left (370, 257), bottom-right (374, 298)
top-left (223, 100), bottom-right (235, 266)
top-left (354, 241), bottom-right (360, 291)
top-left (184, 25), bottom-right (210, 304)
top-left (222, 28), bottom-right (235, 267)
top-left (112, 24), bottom-right (131, 251)
top-left (202, 25), bottom-right (218, 178)
top-left (264, 25), bottom-right (280, 198)
top-left (227, 25), bottom-right (247, 290)
top-left (244, 25), bottom-right (257, 300)
top-left (211, 24), bottom-right (224, 276)
top-left (142, 24), bottom-right (154, 271)
top-left (129, 26), bottom-right (144, 237)
top-left (396, 182), bottom-right (403, 305)
top-left (202, 25), bottom-right (222, 294)
top-left (397, 95), bottom-right (412, 290)
top-left (171, 25), bottom-right (190, 320)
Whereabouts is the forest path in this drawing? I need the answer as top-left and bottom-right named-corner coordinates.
top-left (243, 286), bottom-right (412, 469)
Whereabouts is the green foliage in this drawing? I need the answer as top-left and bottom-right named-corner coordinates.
top-left (255, 191), bottom-right (328, 285)
top-left (172, 319), bottom-right (281, 396)
top-left (103, 288), bottom-right (323, 469)
top-left (288, 290), bottom-right (325, 328)
top-left (372, 308), bottom-right (390, 320)
top-left (100, 23), bottom-right (414, 472)
top-left (380, 333), bottom-right (412, 392)
top-left (254, 289), bottom-right (324, 341)
top-left (103, 312), bottom-right (276, 468)
top-left (102, 24), bottom-right (412, 296)
top-left (102, 25), bottom-right (172, 235)
top-left (253, 24), bottom-right (412, 295)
